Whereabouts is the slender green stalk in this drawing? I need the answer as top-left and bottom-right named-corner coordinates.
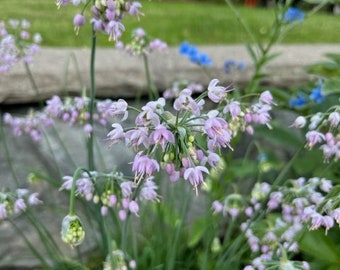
top-left (225, 0), bottom-right (260, 47)
top-left (166, 185), bottom-right (192, 270)
top-left (25, 210), bottom-right (64, 259)
top-left (0, 114), bottom-right (19, 185)
top-left (121, 181), bottom-right (143, 253)
top-left (63, 52), bottom-right (85, 96)
top-left (24, 62), bottom-right (43, 107)
top-left (46, 125), bottom-right (78, 169)
top-left (143, 53), bottom-right (158, 101)
top-left (69, 167), bottom-right (89, 216)
top-left (9, 218), bottom-right (49, 267)
top-left (87, 28), bottom-right (97, 171)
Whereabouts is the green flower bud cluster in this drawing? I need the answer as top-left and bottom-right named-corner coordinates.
top-left (103, 249), bottom-right (127, 270)
top-left (61, 214), bottom-right (85, 248)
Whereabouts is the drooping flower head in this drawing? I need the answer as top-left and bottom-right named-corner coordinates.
top-left (57, 0), bottom-right (143, 42)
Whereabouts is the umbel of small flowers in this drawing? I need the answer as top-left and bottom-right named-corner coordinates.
top-left (4, 78), bottom-right (275, 194)
top-left (0, 188), bottom-right (42, 220)
top-left (59, 170), bottom-right (159, 220)
top-left (106, 78), bottom-right (275, 194)
top-left (116, 27), bottom-right (167, 55)
top-left (0, 18), bottom-right (42, 73)
top-left (3, 95), bottom-right (129, 140)
top-left (56, 0), bottom-right (143, 41)
top-left (212, 176), bottom-right (339, 270)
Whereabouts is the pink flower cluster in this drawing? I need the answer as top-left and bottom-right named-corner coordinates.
top-left (0, 19), bottom-right (42, 73)
top-left (106, 78), bottom-right (275, 192)
top-left (116, 27), bottom-right (167, 55)
top-left (3, 111), bottom-right (53, 141)
top-left (59, 171), bottom-right (159, 218)
top-left (213, 176), bottom-right (338, 270)
top-left (4, 78), bottom-right (274, 194)
top-left (291, 109), bottom-right (340, 162)
top-left (0, 188), bottom-right (42, 220)
top-left (3, 96), bottom-right (129, 140)
top-left (57, 0), bottom-right (143, 41)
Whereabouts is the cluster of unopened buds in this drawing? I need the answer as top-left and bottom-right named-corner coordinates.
top-left (57, 0), bottom-right (143, 41)
top-left (103, 243), bottom-right (136, 270)
top-left (59, 171), bottom-right (159, 219)
top-left (0, 188), bottom-right (42, 220)
top-left (0, 18), bottom-right (42, 73)
top-left (116, 27), bottom-right (167, 55)
top-left (61, 214), bottom-right (85, 247)
top-left (212, 176), bottom-right (339, 270)
top-left (291, 107), bottom-right (340, 162)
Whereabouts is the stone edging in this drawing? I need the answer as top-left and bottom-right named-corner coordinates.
top-left (0, 45), bottom-right (338, 104)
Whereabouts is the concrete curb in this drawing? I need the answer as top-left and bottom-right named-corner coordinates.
top-left (0, 44), bottom-right (339, 104)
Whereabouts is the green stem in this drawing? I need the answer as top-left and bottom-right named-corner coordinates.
top-left (87, 28), bottom-right (97, 171)
top-left (143, 53), bottom-right (158, 101)
top-left (9, 218), bottom-right (49, 267)
top-left (121, 182), bottom-right (143, 252)
top-left (166, 184), bottom-right (192, 270)
top-left (24, 62), bottom-right (43, 107)
top-left (0, 113), bottom-right (19, 185)
top-left (225, 0), bottom-right (259, 47)
top-left (62, 52), bottom-right (85, 96)
top-left (69, 167), bottom-right (90, 216)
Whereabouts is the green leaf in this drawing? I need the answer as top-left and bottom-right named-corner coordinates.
top-left (325, 53), bottom-right (340, 65)
top-left (263, 52), bottom-right (282, 63)
top-left (245, 43), bottom-right (258, 62)
top-left (299, 230), bottom-right (340, 264)
top-left (188, 217), bottom-right (210, 248)
top-left (228, 159), bottom-right (258, 179)
top-left (306, 62), bottom-right (340, 78)
top-left (254, 119), bottom-right (304, 149)
top-left (322, 78), bottom-right (340, 95)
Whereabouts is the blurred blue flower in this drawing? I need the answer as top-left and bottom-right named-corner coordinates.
top-left (198, 53), bottom-right (212, 66)
top-left (289, 93), bottom-right (307, 108)
top-left (283, 7), bottom-right (304, 23)
top-left (310, 82), bottom-right (324, 104)
top-left (179, 41), bottom-right (212, 66)
top-left (224, 59), bottom-right (246, 73)
top-left (179, 41), bottom-right (191, 55)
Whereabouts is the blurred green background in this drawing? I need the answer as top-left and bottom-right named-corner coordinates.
top-left (1, 0), bottom-right (340, 46)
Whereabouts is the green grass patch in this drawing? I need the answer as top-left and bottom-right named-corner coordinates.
top-left (1, 0), bottom-right (340, 47)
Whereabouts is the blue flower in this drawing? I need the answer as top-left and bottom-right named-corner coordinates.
top-left (283, 7), bottom-right (304, 23)
top-left (310, 82), bottom-right (324, 104)
top-left (238, 61), bottom-right (246, 70)
top-left (179, 41), bottom-right (191, 55)
top-left (289, 93), bottom-right (307, 108)
top-left (198, 53), bottom-right (212, 66)
top-left (224, 60), bottom-right (236, 73)
top-left (223, 59), bottom-right (245, 73)
top-left (178, 41), bottom-right (212, 66)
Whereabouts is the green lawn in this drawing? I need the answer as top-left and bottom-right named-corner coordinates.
top-left (2, 0), bottom-right (340, 47)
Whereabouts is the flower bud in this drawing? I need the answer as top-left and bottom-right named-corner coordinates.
top-left (223, 194), bottom-right (245, 217)
top-left (61, 214), bottom-right (85, 247)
